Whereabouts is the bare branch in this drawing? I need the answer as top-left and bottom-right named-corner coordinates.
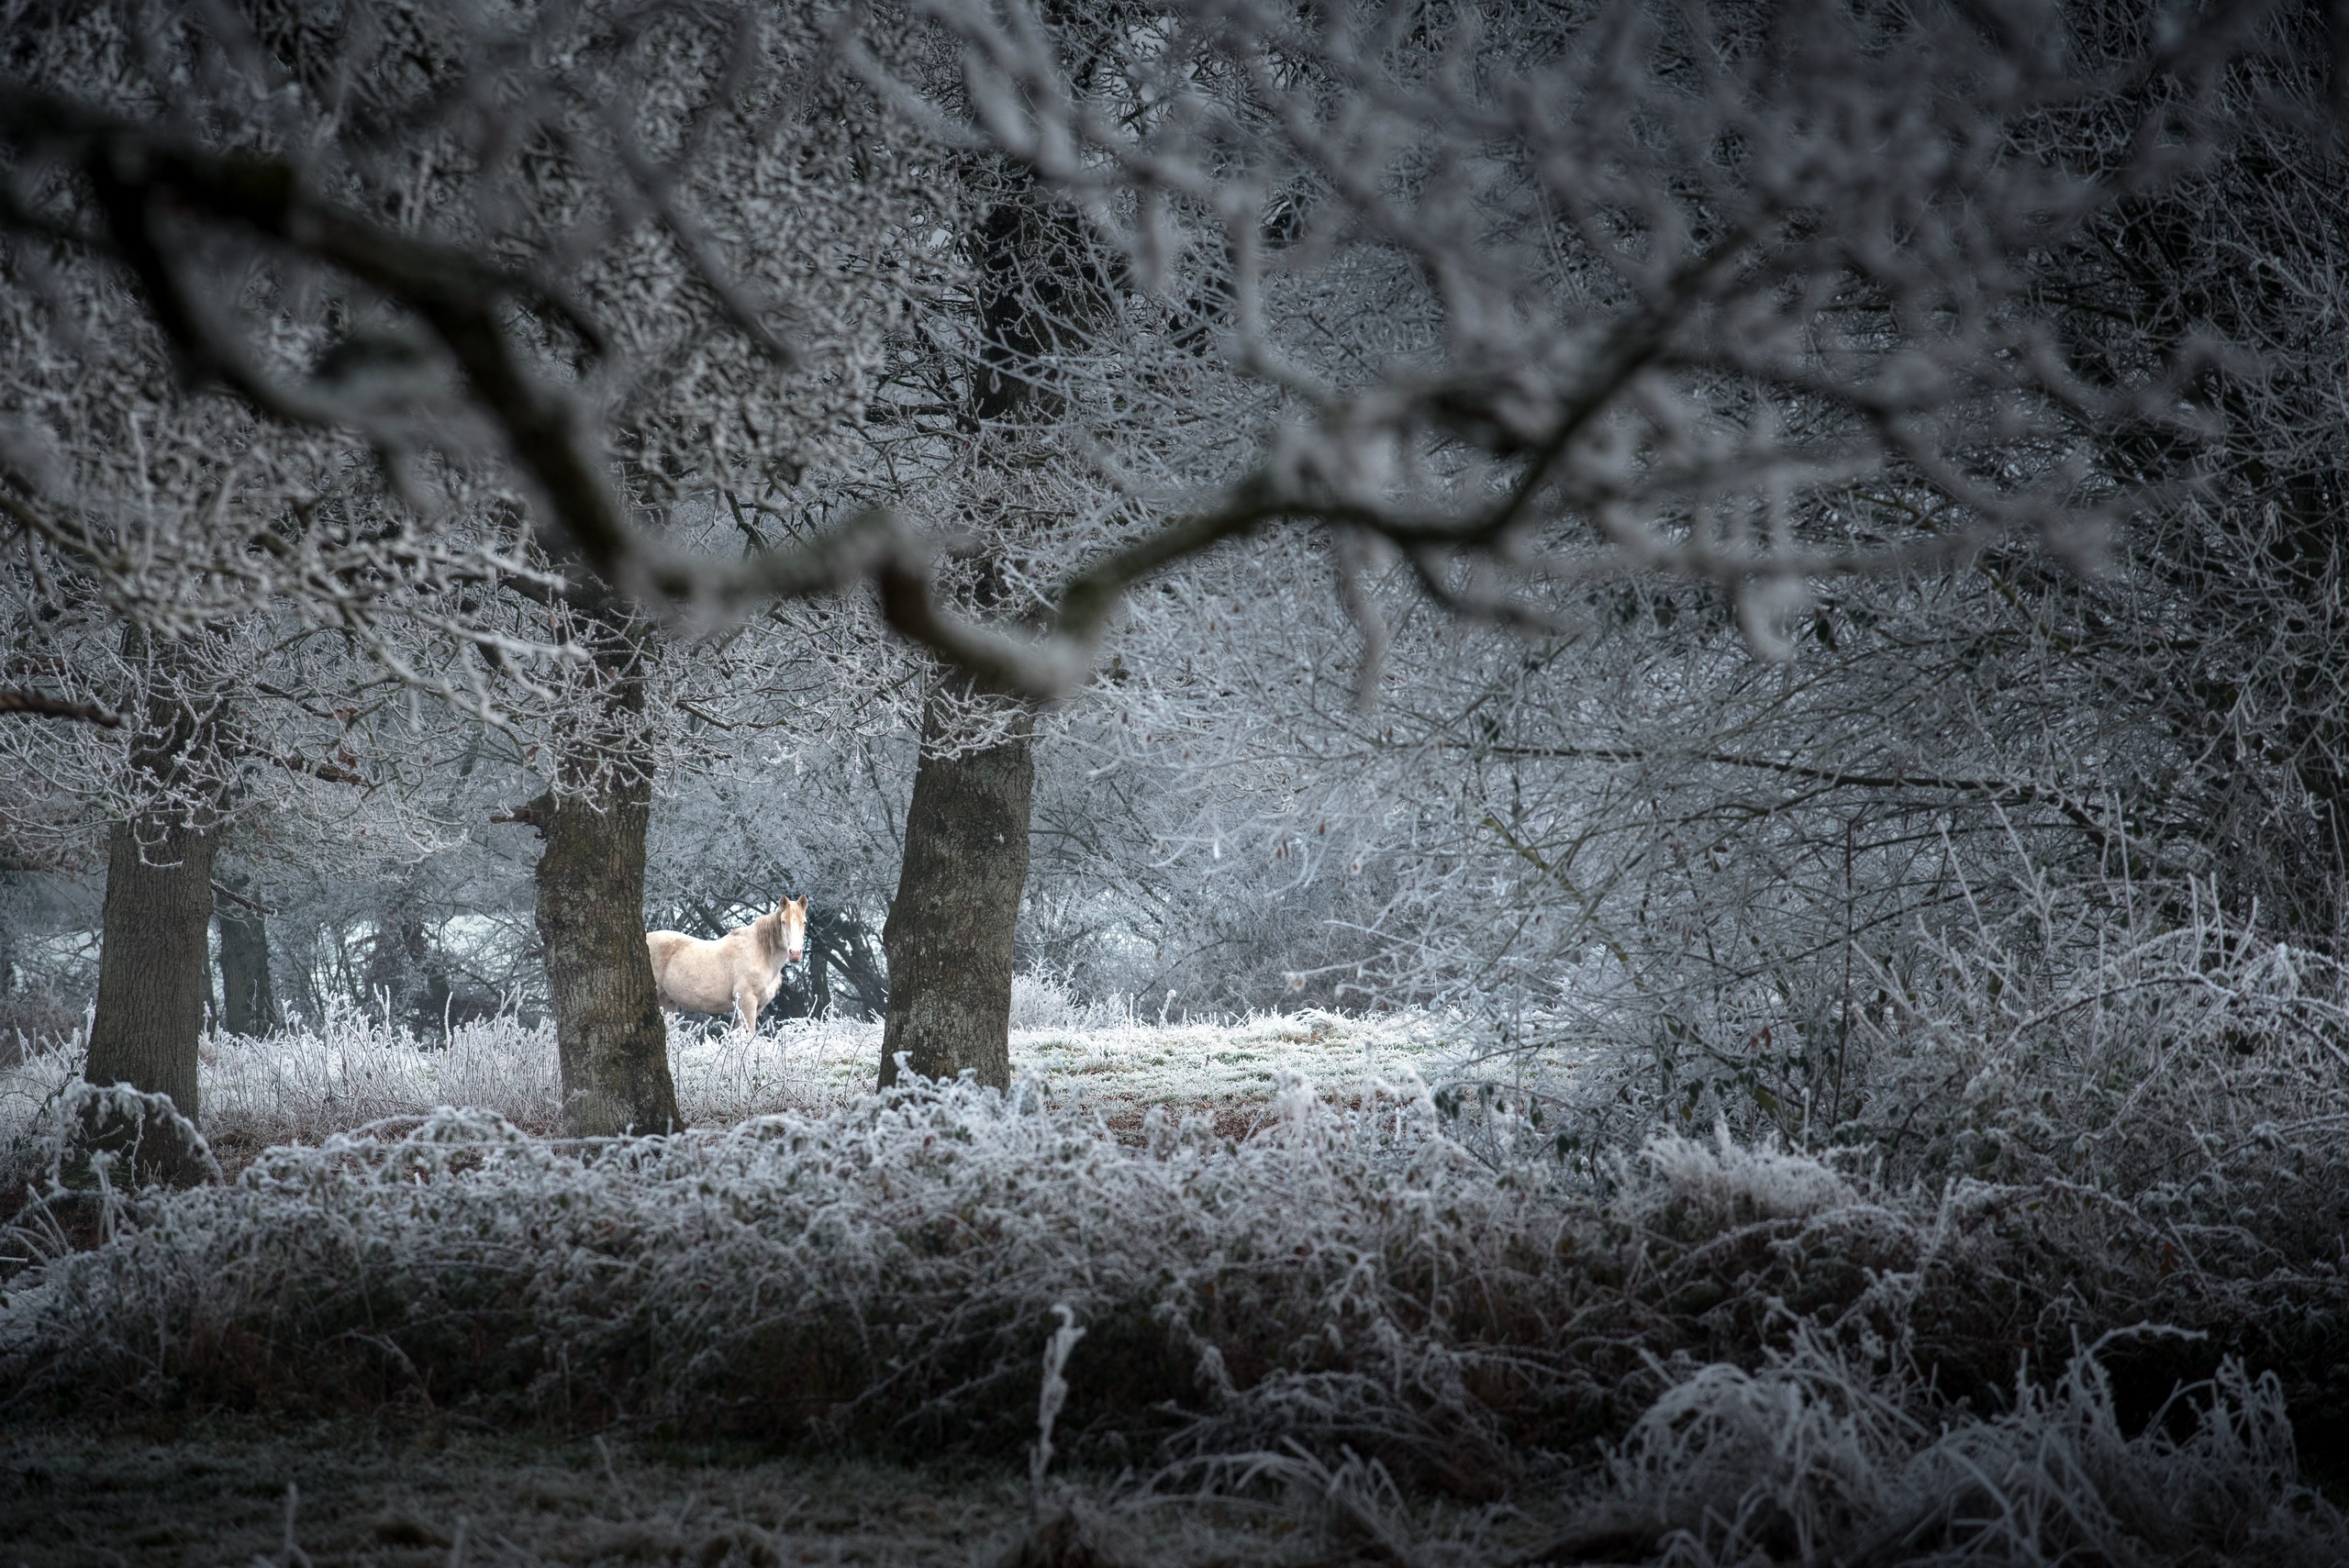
top-left (0, 685), bottom-right (120, 727)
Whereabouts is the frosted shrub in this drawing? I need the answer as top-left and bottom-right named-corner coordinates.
top-left (0, 1078), bottom-right (2009, 1482)
top-left (0, 1074), bottom-right (1575, 1474)
top-left (1536, 903), bottom-right (2349, 1285)
top-left (1558, 1336), bottom-right (2341, 1567)
top-left (4, 1078), bottom-right (223, 1202)
top-left (0, 1028), bottom-right (79, 1163)
top-left (1637, 1125), bottom-right (1860, 1226)
top-left (1009, 971), bottom-right (1134, 1032)
top-left (1864, 914), bottom-right (2349, 1187)
top-left (1580, 1336), bottom-right (1915, 1563)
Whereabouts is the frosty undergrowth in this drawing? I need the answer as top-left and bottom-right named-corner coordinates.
top-left (1538, 1329), bottom-right (2339, 1567)
top-left (5, 978), bottom-right (2346, 1563)
top-left (2, 1068), bottom-right (2343, 1562)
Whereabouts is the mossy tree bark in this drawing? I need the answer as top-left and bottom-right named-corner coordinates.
top-left (513, 604), bottom-right (679, 1137)
top-left (877, 694), bottom-right (1034, 1090)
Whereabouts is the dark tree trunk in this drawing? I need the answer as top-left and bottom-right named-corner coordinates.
top-left (216, 873), bottom-right (279, 1036)
top-left (87, 813), bottom-right (217, 1116)
top-left (535, 767), bottom-right (677, 1134)
top-left (869, 172), bottom-right (1101, 1091)
top-left (877, 698), bottom-right (1034, 1090)
top-left (85, 653), bottom-right (226, 1178)
top-left (807, 930), bottom-right (832, 1019)
top-left (512, 605), bottom-right (678, 1137)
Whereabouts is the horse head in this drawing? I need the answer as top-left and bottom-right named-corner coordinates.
top-left (770, 895), bottom-right (808, 965)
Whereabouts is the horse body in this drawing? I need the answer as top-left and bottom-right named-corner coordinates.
top-left (646, 896), bottom-right (807, 1032)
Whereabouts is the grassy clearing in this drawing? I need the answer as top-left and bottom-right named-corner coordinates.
top-left (682, 1005), bottom-right (1480, 1127)
top-left (0, 998), bottom-right (1481, 1160)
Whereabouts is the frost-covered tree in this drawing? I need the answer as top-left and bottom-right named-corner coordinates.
top-left (0, 0), bottom-right (955, 1129)
top-left (856, 0), bottom-right (2271, 682)
top-left (0, 554), bottom-right (479, 1159)
top-left (812, 0), bottom-right (2315, 1080)
top-left (1035, 0), bottom-right (2349, 1169)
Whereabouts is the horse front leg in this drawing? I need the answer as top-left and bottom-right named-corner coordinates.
top-left (734, 984), bottom-right (759, 1037)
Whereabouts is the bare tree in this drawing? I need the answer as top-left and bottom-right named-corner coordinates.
top-left (1041, 1), bottom-right (2349, 1174)
top-left (10, 2), bottom-right (2267, 696)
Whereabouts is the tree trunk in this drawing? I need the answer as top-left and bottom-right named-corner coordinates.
top-left (85, 640), bottom-right (226, 1172)
top-left (877, 697), bottom-right (1034, 1090)
top-left (86, 812), bottom-right (217, 1118)
top-left (535, 763), bottom-right (677, 1134)
top-left (871, 172), bottom-right (1093, 1090)
top-left (807, 928), bottom-right (832, 1019)
top-left (518, 604), bottom-right (679, 1138)
top-left (216, 873), bottom-right (279, 1036)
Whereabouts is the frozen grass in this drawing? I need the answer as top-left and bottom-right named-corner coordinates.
top-left (0, 995), bottom-right (1471, 1161)
top-left (5, 972), bottom-right (2347, 1562)
top-left (1534, 1330), bottom-right (2341, 1566)
top-left (0, 1412), bottom-right (1594, 1568)
top-left (681, 1003), bottom-right (1467, 1119)
top-left (999, 1007), bottom-right (1469, 1121)
top-left (190, 1001), bottom-right (853, 1140)
top-left (6, 1079), bottom-right (2344, 1561)
top-left (7, 1379), bottom-right (2330, 1568)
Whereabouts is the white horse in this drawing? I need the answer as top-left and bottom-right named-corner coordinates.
top-left (646, 896), bottom-right (807, 1033)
